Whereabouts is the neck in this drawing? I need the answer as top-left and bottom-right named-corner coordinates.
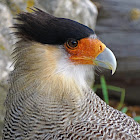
top-left (10, 41), bottom-right (93, 106)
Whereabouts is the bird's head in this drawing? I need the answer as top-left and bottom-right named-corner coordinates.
top-left (13, 8), bottom-right (117, 98)
top-left (64, 37), bottom-right (116, 74)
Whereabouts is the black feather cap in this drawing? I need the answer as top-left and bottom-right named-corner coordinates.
top-left (15, 8), bottom-right (94, 45)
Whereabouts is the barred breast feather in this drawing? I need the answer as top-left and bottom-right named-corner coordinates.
top-left (3, 76), bottom-right (140, 140)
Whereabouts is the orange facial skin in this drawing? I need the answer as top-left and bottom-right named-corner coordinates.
top-left (65, 38), bottom-right (106, 65)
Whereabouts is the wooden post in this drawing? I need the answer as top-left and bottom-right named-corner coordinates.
top-left (94, 0), bottom-right (140, 105)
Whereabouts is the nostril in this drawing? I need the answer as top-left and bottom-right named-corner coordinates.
top-left (99, 45), bottom-right (102, 51)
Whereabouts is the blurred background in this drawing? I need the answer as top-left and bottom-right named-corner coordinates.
top-left (0, 0), bottom-right (140, 138)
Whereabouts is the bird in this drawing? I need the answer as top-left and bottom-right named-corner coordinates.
top-left (2, 8), bottom-right (140, 140)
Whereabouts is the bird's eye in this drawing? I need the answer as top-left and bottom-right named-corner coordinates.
top-left (66, 39), bottom-right (78, 49)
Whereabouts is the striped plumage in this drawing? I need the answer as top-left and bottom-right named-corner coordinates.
top-left (3, 9), bottom-right (140, 140)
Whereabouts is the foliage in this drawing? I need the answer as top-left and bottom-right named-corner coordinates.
top-left (93, 75), bottom-right (140, 123)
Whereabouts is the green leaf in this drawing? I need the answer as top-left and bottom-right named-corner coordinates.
top-left (93, 76), bottom-right (125, 110)
top-left (121, 107), bottom-right (128, 113)
top-left (116, 89), bottom-right (125, 110)
top-left (100, 75), bottom-right (109, 104)
top-left (134, 116), bottom-right (140, 123)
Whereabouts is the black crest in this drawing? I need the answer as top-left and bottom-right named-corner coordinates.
top-left (14, 8), bottom-right (94, 45)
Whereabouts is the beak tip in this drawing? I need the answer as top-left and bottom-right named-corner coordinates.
top-left (95, 47), bottom-right (117, 75)
top-left (111, 61), bottom-right (117, 75)
top-left (111, 69), bottom-right (115, 75)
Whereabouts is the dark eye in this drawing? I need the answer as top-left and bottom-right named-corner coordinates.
top-left (66, 39), bottom-right (78, 49)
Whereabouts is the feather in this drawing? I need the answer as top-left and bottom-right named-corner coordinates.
top-left (14, 8), bottom-right (94, 45)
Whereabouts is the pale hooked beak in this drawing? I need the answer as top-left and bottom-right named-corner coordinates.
top-left (94, 47), bottom-right (117, 74)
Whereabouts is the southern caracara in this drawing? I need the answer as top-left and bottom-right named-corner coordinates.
top-left (3, 8), bottom-right (140, 139)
